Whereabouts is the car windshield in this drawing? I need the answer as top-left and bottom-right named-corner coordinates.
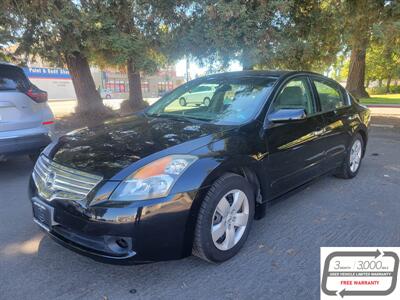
top-left (146, 76), bottom-right (277, 125)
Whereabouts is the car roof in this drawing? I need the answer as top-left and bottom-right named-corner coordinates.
top-left (202, 70), bottom-right (323, 80)
top-left (0, 61), bottom-right (23, 69)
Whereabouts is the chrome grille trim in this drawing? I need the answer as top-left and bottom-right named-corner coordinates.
top-left (32, 155), bottom-right (103, 201)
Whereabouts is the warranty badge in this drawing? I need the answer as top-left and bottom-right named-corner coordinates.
top-left (321, 247), bottom-right (399, 299)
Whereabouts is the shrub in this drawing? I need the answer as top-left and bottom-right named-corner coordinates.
top-left (367, 85), bottom-right (400, 95)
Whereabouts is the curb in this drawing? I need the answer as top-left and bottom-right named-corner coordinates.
top-left (365, 104), bottom-right (400, 108)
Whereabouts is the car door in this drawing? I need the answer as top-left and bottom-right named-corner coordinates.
top-left (310, 77), bottom-right (353, 172)
top-left (188, 86), bottom-right (204, 104)
top-left (264, 76), bottom-right (326, 197)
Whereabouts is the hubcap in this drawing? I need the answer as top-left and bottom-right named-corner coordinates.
top-left (211, 189), bottom-right (249, 251)
top-left (350, 139), bottom-right (362, 173)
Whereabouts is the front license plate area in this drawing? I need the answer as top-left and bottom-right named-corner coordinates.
top-left (32, 198), bottom-right (55, 231)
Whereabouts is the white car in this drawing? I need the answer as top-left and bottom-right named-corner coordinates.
top-left (100, 88), bottom-right (113, 99)
top-left (179, 84), bottom-right (216, 106)
top-left (0, 62), bottom-right (54, 161)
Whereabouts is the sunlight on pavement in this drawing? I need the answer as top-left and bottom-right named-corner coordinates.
top-left (49, 99), bottom-right (125, 117)
top-left (1, 234), bottom-right (44, 257)
top-left (369, 107), bottom-right (400, 117)
top-left (49, 98), bottom-right (159, 118)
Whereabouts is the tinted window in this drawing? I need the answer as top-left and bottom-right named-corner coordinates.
top-left (0, 65), bottom-right (30, 91)
top-left (314, 80), bottom-right (346, 112)
top-left (271, 78), bottom-right (315, 115)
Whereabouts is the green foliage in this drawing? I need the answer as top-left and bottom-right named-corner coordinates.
top-left (8, 1), bottom-right (93, 66)
top-left (168, 0), bottom-right (343, 71)
top-left (367, 85), bottom-right (400, 95)
top-left (339, 0), bottom-right (387, 47)
top-left (2, 0), bottom-right (399, 98)
top-left (360, 94), bottom-right (400, 104)
top-left (366, 18), bottom-right (400, 83)
top-left (87, 0), bottom-right (187, 74)
top-left (0, 0), bottom-right (22, 62)
top-left (331, 54), bottom-right (349, 82)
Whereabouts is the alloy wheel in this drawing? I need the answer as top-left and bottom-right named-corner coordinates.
top-left (211, 189), bottom-right (250, 251)
top-left (350, 139), bottom-right (362, 173)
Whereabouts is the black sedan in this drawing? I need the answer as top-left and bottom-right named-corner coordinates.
top-left (29, 71), bottom-right (370, 263)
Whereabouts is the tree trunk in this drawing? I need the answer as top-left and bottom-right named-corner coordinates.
top-left (127, 58), bottom-right (146, 111)
top-left (378, 79), bottom-right (383, 87)
top-left (65, 52), bottom-right (106, 115)
top-left (386, 76), bottom-right (392, 94)
top-left (346, 46), bottom-right (369, 98)
top-left (366, 79), bottom-right (370, 88)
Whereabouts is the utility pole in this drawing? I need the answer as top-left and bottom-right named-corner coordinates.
top-left (185, 55), bottom-right (190, 82)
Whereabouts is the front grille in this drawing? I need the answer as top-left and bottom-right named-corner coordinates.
top-left (32, 155), bottom-right (103, 201)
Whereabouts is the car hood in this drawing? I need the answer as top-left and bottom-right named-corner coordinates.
top-left (48, 114), bottom-right (228, 178)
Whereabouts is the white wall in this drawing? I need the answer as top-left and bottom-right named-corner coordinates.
top-left (30, 78), bottom-right (77, 101)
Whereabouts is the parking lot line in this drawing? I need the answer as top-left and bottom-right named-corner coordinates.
top-left (371, 124), bottom-right (395, 128)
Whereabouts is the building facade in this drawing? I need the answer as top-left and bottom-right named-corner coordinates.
top-left (101, 66), bottom-right (184, 99)
top-left (23, 65), bottom-right (184, 101)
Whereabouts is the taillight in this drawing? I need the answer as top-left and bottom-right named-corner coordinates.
top-left (26, 88), bottom-right (48, 103)
top-left (42, 120), bottom-right (54, 125)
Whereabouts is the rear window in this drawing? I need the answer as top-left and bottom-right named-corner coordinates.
top-left (313, 79), bottom-right (346, 112)
top-left (0, 65), bottom-right (31, 91)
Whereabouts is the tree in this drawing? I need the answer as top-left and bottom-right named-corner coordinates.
top-left (339, 0), bottom-right (400, 98)
top-left (367, 13), bottom-right (400, 93)
top-left (88, 0), bottom-right (185, 111)
top-left (0, 0), bottom-right (22, 62)
top-left (9, 0), bottom-right (109, 117)
top-left (169, 0), bottom-right (341, 72)
top-left (366, 43), bottom-right (396, 92)
top-left (267, 0), bottom-right (342, 71)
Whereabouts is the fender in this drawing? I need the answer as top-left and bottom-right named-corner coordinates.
top-left (178, 154), bottom-right (272, 256)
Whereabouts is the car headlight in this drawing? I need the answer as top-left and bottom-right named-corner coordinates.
top-left (110, 155), bottom-right (197, 201)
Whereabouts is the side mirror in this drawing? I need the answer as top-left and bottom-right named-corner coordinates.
top-left (268, 108), bottom-right (306, 123)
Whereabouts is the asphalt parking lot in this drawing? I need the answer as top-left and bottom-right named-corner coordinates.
top-left (1, 117), bottom-right (399, 300)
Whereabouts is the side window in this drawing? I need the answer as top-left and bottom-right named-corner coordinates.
top-left (190, 86), bottom-right (200, 93)
top-left (193, 86), bottom-right (210, 92)
top-left (271, 78), bottom-right (315, 115)
top-left (313, 80), bottom-right (346, 112)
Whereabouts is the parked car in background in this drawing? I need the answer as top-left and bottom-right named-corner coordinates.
top-left (178, 84), bottom-right (216, 106)
top-left (29, 71), bottom-right (370, 264)
top-left (0, 62), bottom-right (54, 161)
top-left (100, 88), bottom-right (113, 99)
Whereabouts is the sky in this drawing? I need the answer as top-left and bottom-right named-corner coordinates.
top-left (175, 59), bottom-right (243, 78)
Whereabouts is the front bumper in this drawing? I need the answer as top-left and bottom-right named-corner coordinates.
top-left (30, 182), bottom-right (199, 264)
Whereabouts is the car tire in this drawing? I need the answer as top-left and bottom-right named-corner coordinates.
top-left (179, 97), bottom-right (187, 106)
top-left (193, 173), bottom-right (255, 263)
top-left (203, 97), bottom-right (211, 106)
top-left (335, 133), bottom-right (364, 179)
top-left (105, 94), bottom-right (111, 99)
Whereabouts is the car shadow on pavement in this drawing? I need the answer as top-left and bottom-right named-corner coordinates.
top-left (0, 156), bottom-right (35, 179)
